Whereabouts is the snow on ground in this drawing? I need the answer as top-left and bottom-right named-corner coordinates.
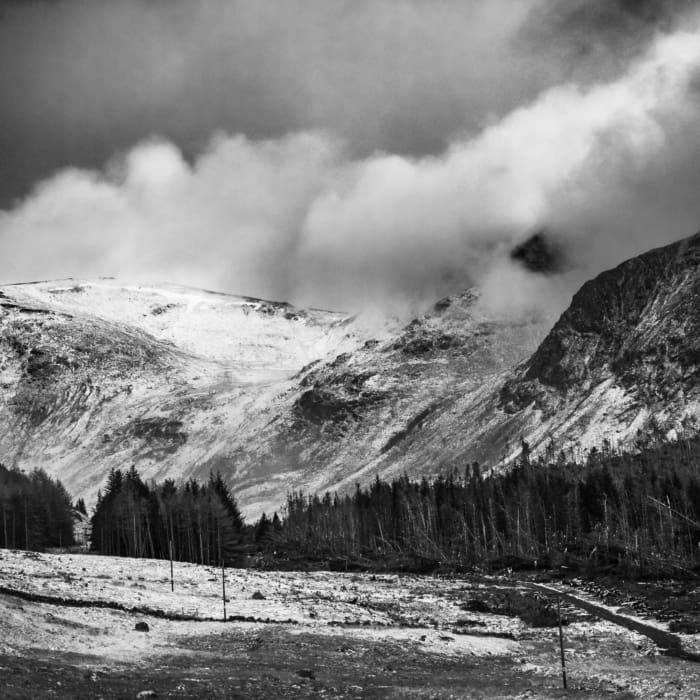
top-left (0, 550), bottom-right (519, 634)
top-left (4, 550), bottom-right (700, 698)
top-left (0, 550), bottom-right (524, 665)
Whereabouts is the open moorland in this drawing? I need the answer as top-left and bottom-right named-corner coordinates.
top-left (1, 550), bottom-right (700, 699)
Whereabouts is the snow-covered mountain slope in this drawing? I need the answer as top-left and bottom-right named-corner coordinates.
top-left (2, 231), bottom-right (699, 518)
top-left (0, 279), bottom-right (392, 515)
top-left (7, 279), bottom-right (359, 372)
top-left (0, 277), bottom-right (551, 517)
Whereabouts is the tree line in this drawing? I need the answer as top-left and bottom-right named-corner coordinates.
top-left (266, 436), bottom-right (700, 576)
top-left (6, 434), bottom-right (700, 578)
top-left (0, 463), bottom-right (75, 551)
top-left (90, 466), bottom-right (245, 564)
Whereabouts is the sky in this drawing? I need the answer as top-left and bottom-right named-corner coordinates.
top-left (1, 0), bottom-right (700, 314)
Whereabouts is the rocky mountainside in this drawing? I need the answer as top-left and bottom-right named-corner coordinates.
top-left (235, 231), bottom-right (700, 506)
top-left (235, 290), bottom-right (550, 504)
top-left (503, 232), bottom-right (700, 412)
top-left (349, 231), bottom-right (700, 481)
top-left (497, 230), bottom-right (700, 452)
top-left (1, 232), bottom-right (699, 517)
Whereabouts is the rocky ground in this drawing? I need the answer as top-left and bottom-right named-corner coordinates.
top-left (1, 550), bottom-right (699, 698)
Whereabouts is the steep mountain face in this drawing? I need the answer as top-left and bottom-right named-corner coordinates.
top-left (498, 231), bottom-right (700, 444)
top-left (503, 232), bottom-right (700, 411)
top-left (2, 231), bottom-right (699, 518)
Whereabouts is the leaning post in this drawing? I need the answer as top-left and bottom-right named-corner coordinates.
top-left (558, 596), bottom-right (567, 689)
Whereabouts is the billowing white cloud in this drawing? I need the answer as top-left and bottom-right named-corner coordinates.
top-left (1, 22), bottom-right (700, 315)
top-left (296, 26), bottom-right (700, 310)
top-left (1, 134), bottom-right (342, 300)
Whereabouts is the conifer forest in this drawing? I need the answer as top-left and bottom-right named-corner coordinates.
top-left (89, 467), bottom-right (245, 564)
top-left (275, 436), bottom-right (700, 576)
top-left (37, 436), bottom-right (696, 580)
top-left (0, 464), bottom-right (74, 551)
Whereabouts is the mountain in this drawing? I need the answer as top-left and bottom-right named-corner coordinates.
top-left (0, 278), bottom-right (548, 517)
top-left (0, 279), bottom-right (387, 516)
top-left (223, 230), bottom-right (700, 506)
top-left (236, 290), bottom-right (551, 502)
top-left (1, 231), bottom-right (699, 517)
top-left (320, 231), bottom-right (700, 483)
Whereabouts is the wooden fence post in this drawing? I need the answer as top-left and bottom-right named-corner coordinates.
top-left (558, 596), bottom-right (567, 689)
top-left (169, 539), bottom-right (174, 592)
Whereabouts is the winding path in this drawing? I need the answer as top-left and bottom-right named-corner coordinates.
top-left (528, 582), bottom-right (700, 662)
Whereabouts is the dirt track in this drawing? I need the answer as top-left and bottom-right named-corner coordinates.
top-left (529, 582), bottom-right (700, 662)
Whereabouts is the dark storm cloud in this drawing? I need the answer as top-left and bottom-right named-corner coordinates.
top-left (539, 0), bottom-right (697, 36)
top-left (2, 0), bottom-right (685, 206)
top-left (1, 0), bottom-right (700, 314)
top-left (0, 0), bottom-right (532, 205)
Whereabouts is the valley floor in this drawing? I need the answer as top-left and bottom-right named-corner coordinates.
top-left (0, 550), bottom-right (699, 699)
